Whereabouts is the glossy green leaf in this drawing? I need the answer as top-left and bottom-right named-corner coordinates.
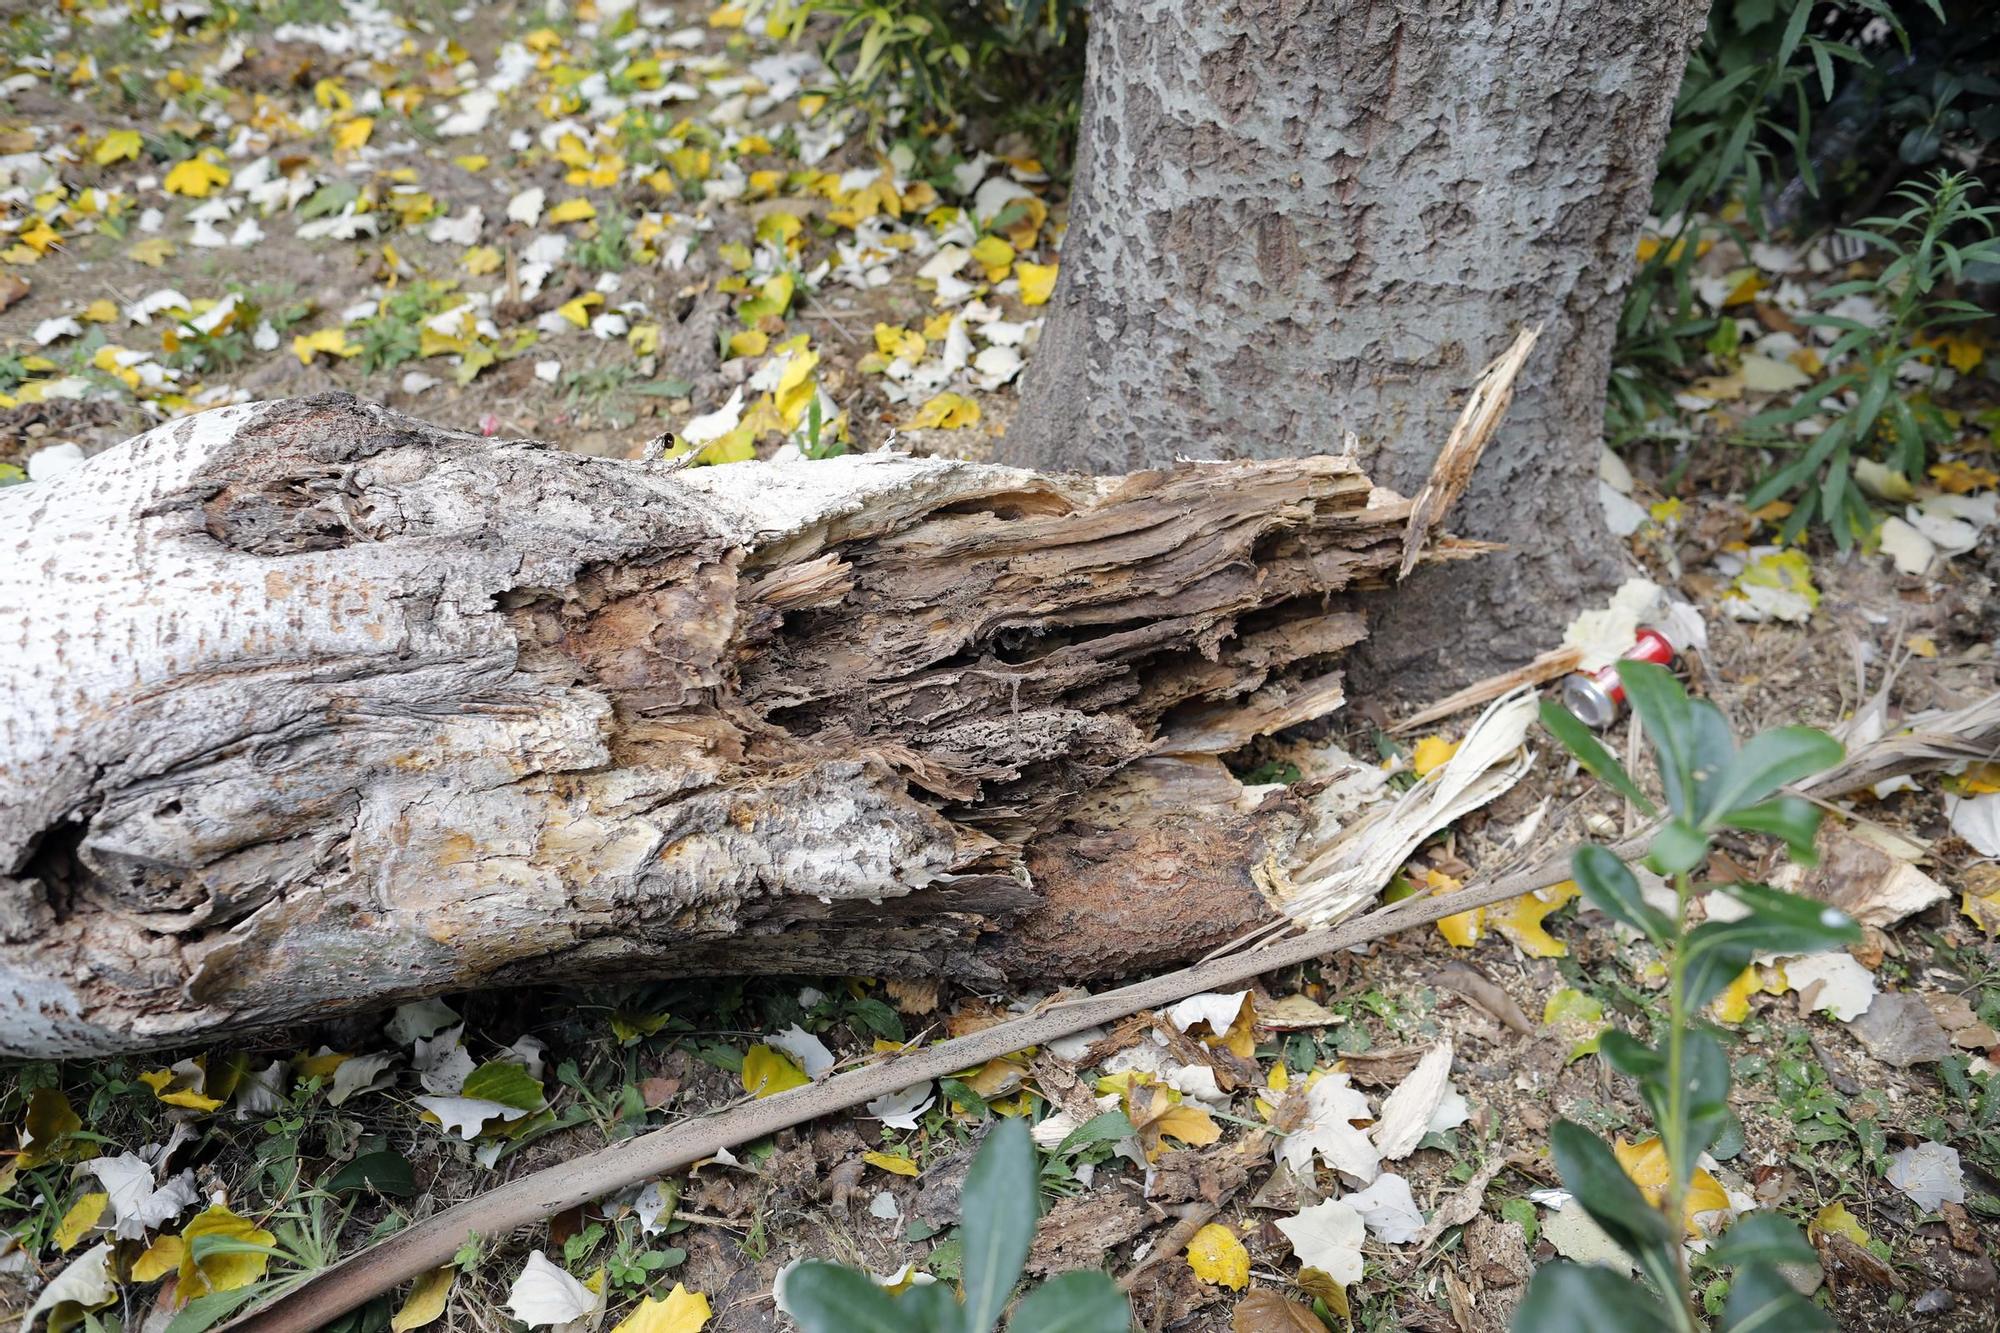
top-left (325, 1149), bottom-right (415, 1198)
top-left (1550, 1121), bottom-right (1679, 1298)
top-left (1007, 1270), bottom-right (1132, 1333)
top-left (1705, 1214), bottom-right (1816, 1271)
top-left (783, 1261), bottom-right (919, 1333)
top-left (961, 1119), bottom-right (1038, 1333)
top-left (1698, 728), bottom-right (1843, 825)
top-left (1572, 845), bottom-right (1673, 945)
top-left (1510, 1261), bottom-right (1673, 1333)
top-left (1054, 1111), bottom-right (1136, 1158)
top-left (1540, 701), bottom-right (1658, 817)
top-left (1617, 662), bottom-right (1707, 819)
top-left (1719, 1262), bottom-right (1833, 1332)
top-left (1699, 881), bottom-right (1860, 957)
top-left (1645, 819), bottom-right (1709, 876)
top-left (1717, 797), bottom-right (1823, 863)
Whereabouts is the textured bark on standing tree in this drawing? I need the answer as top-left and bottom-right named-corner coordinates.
top-left (1003, 0), bottom-right (1711, 689)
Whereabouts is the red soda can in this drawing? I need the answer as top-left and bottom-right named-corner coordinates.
top-left (1561, 627), bottom-right (1679, 728)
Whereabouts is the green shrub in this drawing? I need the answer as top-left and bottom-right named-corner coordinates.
top-left (756, 0), bottom-right (1085, 172)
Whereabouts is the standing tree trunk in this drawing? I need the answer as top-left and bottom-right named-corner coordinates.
top-left (1004, 0), bottom-right (1709, 689)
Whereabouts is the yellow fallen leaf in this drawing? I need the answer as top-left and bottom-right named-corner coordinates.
top-left (1810, 1202), bottom-right (1870, 1247)
top-left (293, 327), bottom-right (360, 366)
top-left (741, 1044), bottom-right (808, 1097)
top-left (134, 1234), bottom-right (185, 1282)
top-left (94, 129), bottom-right (142, 165)
top-left (54, 1192), bottom-right (108, 1251)
top-left (139, 1066), bottom-right (224, 1111)
top-left (612, 1284), bottom-right (712, 1333)
top-left (1411, 735), bottom-right (1458, 778)
top-left (18, 1088), bottom-right (87, 1168)
top-left (1426, 869), bottom-right (1482, 947)
top-left (547, 197), bottom-right (598, 224)
top-left (333, 116), bottom-right (375, 153)
top-left (727, 329), bottom-right (768, 358)
top-left (1184, 1222), bottom-right (1249, 1290)
top-left (453, 154), bottom-right (489, 172)
top-left (392, 1265), bottom-right (455, 1331)
top-left (462, 245), bottom-right (502, 276)
top-left (1124, 1081), bottom-right (1219, 1161)
top-left (1907, 636), bottom-right (1938, 660)
top-left (128, 237), bottom-right (175, 267)
top-left (1930, 460), bottom-right (1998, 495)
top-left (872, 323), bottom-right (924, 362)
top-left (1613, 1137), bottom-right (1731, 1236)
top-left (1016, 261), bottom-right (1057, 306)
top-left (80, 298), bottom-right (117, 323)
top-left (178, 1204), bottom-right (276, 1298)
top-left (861, 1150), bottom-right (919, 1177)
top-left (163, 156), bottom-right (230, 198)
top-left (708, 3), bottom-right (745, 26)
top-left (1711, 967), bottom-right (1760, 1024)
top-left (970, 234), bottom-right (1015, 281)
top-left (1490, 881), bottom-right (1577, 959)
top-left (909, 392), bottom-right (980, 430)
top-left (557, 293), bottom-right (604, 328)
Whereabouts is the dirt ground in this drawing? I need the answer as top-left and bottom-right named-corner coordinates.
top-left (2, 1), bottom-right (1999, 1330)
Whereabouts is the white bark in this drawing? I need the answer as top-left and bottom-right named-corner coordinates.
top-left (0, 395), bottom-right (1419, 1055)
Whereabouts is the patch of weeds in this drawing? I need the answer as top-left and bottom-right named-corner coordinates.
top-left (784, 1120), bottom-right (1129, 1331)
top-left (353, 281), bottom-right (458, 376)
top-left (562, 363), bottom-right (643, 426)
top-left (1736, 169), bottom-right (2000, 543)
top-left (571, 211), bottom-right (632, 273)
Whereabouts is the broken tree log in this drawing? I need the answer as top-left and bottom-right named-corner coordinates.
top-left (0, 393), bottom-right (1488, 1057)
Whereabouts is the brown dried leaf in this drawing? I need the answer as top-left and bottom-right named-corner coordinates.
top-left (1232, 1289), bottom-right (1322, 1332)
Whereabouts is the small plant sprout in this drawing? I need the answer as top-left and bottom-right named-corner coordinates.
top-left (781, 1118), bottom-right (1131, 1333)
top-left (1515, 661), bottom-right (1857, 1333)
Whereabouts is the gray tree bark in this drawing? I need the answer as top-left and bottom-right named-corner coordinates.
top-left (0, 394), bottom-right (1452, 1057)
top-left (1004, 0), bottom-right (1709, 688)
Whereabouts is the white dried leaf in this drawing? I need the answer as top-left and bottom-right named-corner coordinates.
top-left (1877, 517), bottom-right (1935, 576)
top-left (329, 1051), bottom-right (398, 1106)
top-left (1946, 792), bottom-right (2000, 856)
top-left (504, 1250), bottom-right (601, 1328)
top-left (1165, 992), bottom-right (1249, 1037)
top-left (1886, 1142), bottom-right (1965, 1212)
top-left (864, 1081), bottom-right (936, 1131)
top-left (388, 998), bottom-right (459, 1046)
top-left (1784, 951), bottom-right (1876, 1022)
top-left (681, 387), bottom-right (744, 445)
top-left (415, 1024), bottom-right (475, 1094)
top-left (415, 1093), bottom-right (532, 1140)
top-left (1274, 1199), bottom-right (1365, 1284)
top-left (507, 186), bottom-right (547, 226)
top-left (1371, 1041), bottom-right (1453, 1161)
top-left (1544, 1200), bottom-right (1634, 1274)
top-left (84, 1154), bottom-right (199, 1239)
top-left (19, 1242), bottom-right (116, 1331)
top-left (769, 1025), bottom-right (835, 1080)
top-left (1343, 1172), bottom-right (1425, 1244)
top-left (1279, 1070), bottom-right (1379, 1184)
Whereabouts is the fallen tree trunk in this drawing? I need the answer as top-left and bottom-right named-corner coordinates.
top-left (0, 393), bottom-right (1474, 1057)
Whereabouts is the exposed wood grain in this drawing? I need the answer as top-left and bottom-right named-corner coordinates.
top-left (0, 394), bottom-right (1436, 1056)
